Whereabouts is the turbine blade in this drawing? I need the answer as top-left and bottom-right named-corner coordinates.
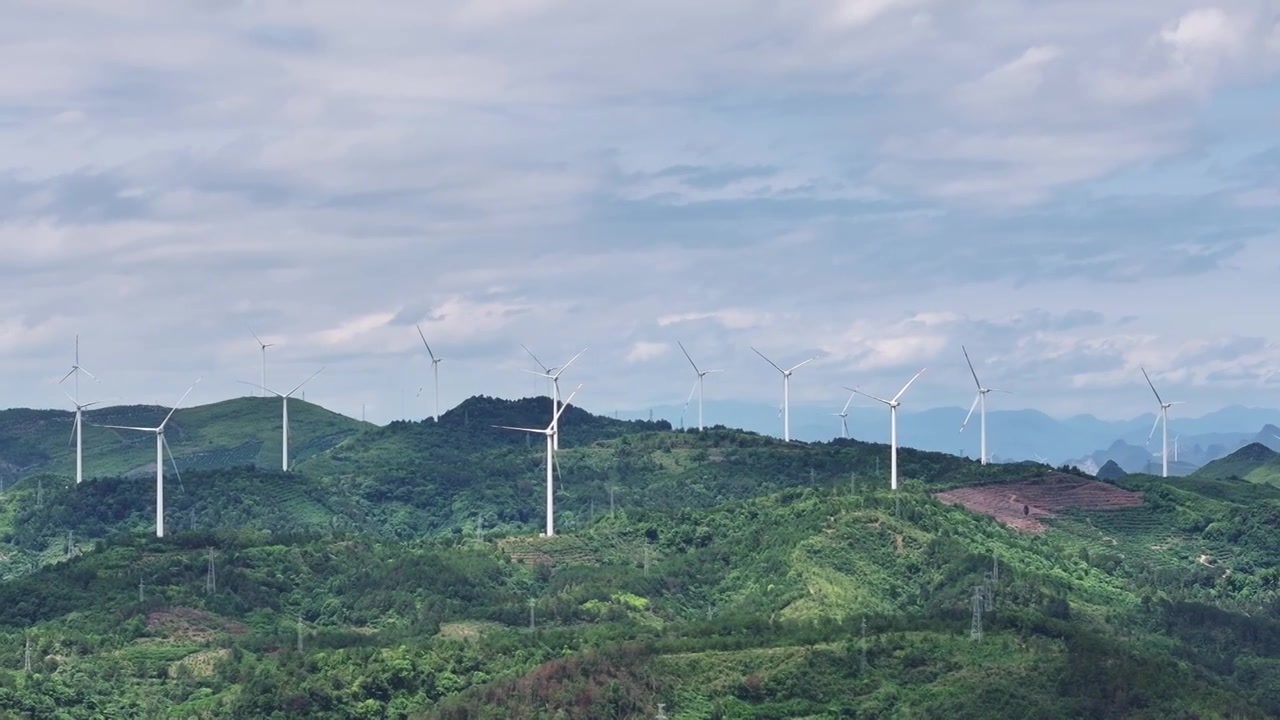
top-left (852, 388), bottom-right (893, 406)
top-left (556, 348), bottom-right (587, 377)
top-left (841, 391), bottom-right (855, 415)
top-left (287, 367), bottom-right (325, 397)
top-left (250, 328), bottom-right (266, 348)
top-left (493, 425), bottom-right (542, 433)
top-left (522, 369), bottom-right (554, 379)
top-left (163, 433), bottom-right (185, 494)
top-left (1140, 367), bottom-right (1164, 406)
top-left (960, 393), bottom-right (980, 432)
top-left (751, 347), bottom-right (785, 374)
top-left (787, 356), bottom-right (818, 373)
top-left (238, 380), bottom-right (284, 397)
top-left (58, 368), bottom-right (77, 384)
top-left (67, 413), bottom-right (78, 447)
top-left (554, 451), bottom-right (564, 482)
top-left (962, 345), bottom-right (981, 389)
top-left (521, 344), bottom-right (550, 372)
top-left (990, 388), bottom-right (1014, 395)
top-left (551, 384), bottom-right (584, 426)
top-left (82, 401), bottom-right (102, 408)
top-left (415, 324), bottom-right (437, 362)
top-left (705, 369), bottom-right (725, 374)
top-left (98, 424), bottom-right (156, 432)
top-left (1146, 413), bottom-right (1161, 445)
top-left (892, 368), bottom-right (927, 403)
top-left (160, 379), bottom-right (201, 429)
top-left (682, 380), bottom-right (698, 411)
top-left (677, 341), bottom-right (701, 374)
top-left (79, 367), bottom-right (98, 382)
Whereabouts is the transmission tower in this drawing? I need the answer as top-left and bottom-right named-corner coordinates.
top-left (860, 616), bottom-right (868, 672)
top-left (609, 486), bottom-right (615, 516)
top-left (205, 547), bottom-right (216, 594)
top-left (36, 478), bottom-right (42, 507)
top-left (65, 531), bottom-right (75, 559)
top-left (138, 578), bottom-right (145, 603)
top-left (970, 586), bottom-right (984, 641)
top-left (643, 545), bottom-right (650, 576)
top-left (655, 702), bottom-right (668, 720)
top-left (528, 599), bottom-right (536, 630)
top-left (992, 555), bottom-right (999, 584)
top-left (296, 615), bottom-right (304, 652)
top-left (23, 636), bottom-right (31, 672)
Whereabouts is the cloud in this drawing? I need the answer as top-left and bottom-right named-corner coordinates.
top-left (0, 0), bottom-right (1278, 421)
top-left (625, 341), bottom-right (670, 363)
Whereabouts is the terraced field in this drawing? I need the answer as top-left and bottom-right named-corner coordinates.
top-left (934, 473), bottom-right (1144, 533)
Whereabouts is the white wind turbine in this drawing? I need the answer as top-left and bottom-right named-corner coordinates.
top-left (250, 329), bottom-right (274, 398)
top-left (833, 390), bottom-right (855, 439)
top-left (97, 380), bottom-right (200, 538)
top-left (494, 384), bottom-right (582, 538)
top-left (522, 346), bottom-right (586, 451)
top-left (240, 368), bottom-right (324, 472)
top-left (959, 346), bottom-right (1010, 466)
top-left (1141, 367), bottom-right (1184, 478)
top-left (415, 325), bottom-right (443, 422)
top-left (851, 368), bottom-right (926, 491)
top-left (751, 348), bottom-right (817, 442)
top-left (677, 341), bottom-right (722, 432)
top-left (58, 335), bottom-right (100, 485)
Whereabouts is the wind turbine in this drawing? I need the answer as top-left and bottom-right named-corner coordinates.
top-left (250, 329), bottom-right (274, 398)
top-left (415, 325), bottom-right (443, 422)
top-left (959, 346), bottom-right (1010, 466)
top-left (677, 342), bottom-right (722, 432)
top-left (494, 384), bottom-right (582, 538)
top-left (1141, 367), bottom-right (1184, 478)
top-left (58, 335), bottom-right (99, 484)
top-left (97, 380), bottom-right (200, 538)
top-left (751, 348), bottom-right (817, 442)
top-left (522, 346), bottom-right (586, 451)
top-left (851, 368), bottom-right (926, 491)
top-left (833, 390), bottom-right (855, 439)
top-left (240, 368), bottom-right (324, 472)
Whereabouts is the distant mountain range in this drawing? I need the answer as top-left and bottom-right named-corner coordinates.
top-left (619, 401), bottom-right (1280, 473)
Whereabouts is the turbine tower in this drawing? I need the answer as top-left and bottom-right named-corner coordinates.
top-left (58, 335), bottom-right (99, 484)
top-left (833, 390), bottom-right (855, 439)
top-left (677, 341), bottom-right (722, 432)
top-left (240, 368), bottom-right (324, 472)
top-left (494, 385), bottom-right (582, 537)
top-left (959, 346), bottom-right (1010, 466)
top-left (522, 346), bottom-right (586, 451)
top-left (415, 325), bottom-right (443, 422)
top-left (250, 329), bottom-right (274, 398)
top-left (751, 348), bottom-right (817, 442)
top-left (98, 380), bottom-right (200, 537)
top-left (851, 368), bottom-right (926, 491)
top-left (1141, 367), bottom-right (1184, 478)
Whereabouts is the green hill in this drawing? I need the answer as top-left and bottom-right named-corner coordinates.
top-left (0, 397), bottom-right (1275, 716)
top-left (0, 485), bottom-right (1277, 718)
top-left (1192, 442), bottom-right (1280, 485)
top-left (0, 397), bottom-right (371, 484)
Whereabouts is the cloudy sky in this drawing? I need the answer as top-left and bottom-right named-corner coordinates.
top-left (3, 0), bottom-right (1280, 424)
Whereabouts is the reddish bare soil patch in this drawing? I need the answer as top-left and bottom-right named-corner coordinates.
top-left (934, 473), bottom-right (1144, 533)
top-left (147, 607), bottom-right (247, 643)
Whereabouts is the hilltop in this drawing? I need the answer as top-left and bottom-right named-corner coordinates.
top-left (1192, 442), bottom-right (1280, 485)
top-left (0, 396), bottom-right (371, 484)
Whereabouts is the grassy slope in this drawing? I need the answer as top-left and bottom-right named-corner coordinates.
top-left (0, 397), bottom-right (370, 485)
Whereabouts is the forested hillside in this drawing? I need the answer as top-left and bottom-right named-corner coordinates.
top-left (0, 396), bottom-right (1273, 717)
